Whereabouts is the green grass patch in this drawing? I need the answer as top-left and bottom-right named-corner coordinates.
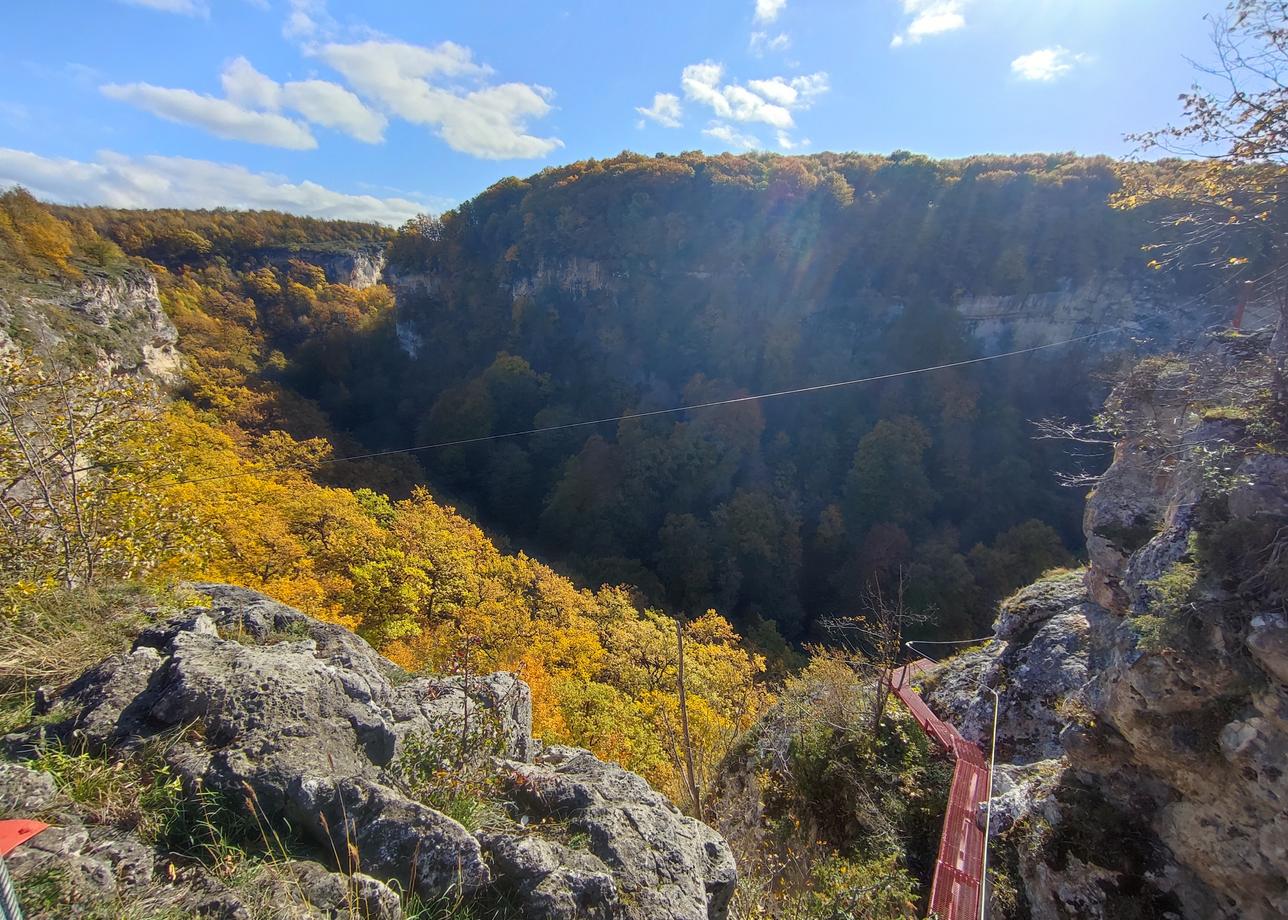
top-left (27, 743), bottom-right (184, 844)
top-left (402, 888), bottom-right (522, 920)
top-left (14, 867), bottom-right (190, 920)
top-left (217, 618), bottom-right (312, 647)
top-left (1129, 560), bottom-right (1200, 654)
top-left (1201, 405), bottom-right (1252, 422)
top-left (429, 790), bottom-right (509, 834)
top-left (0, 690), bottom-right (36, 737)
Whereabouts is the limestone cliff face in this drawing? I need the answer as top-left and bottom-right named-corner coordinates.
top-left (508, 257), bottom-right (614, 300)
top-left (254, 244), bottom-right (387, 289)
top-left (0, 267), bottom-right (180, 380)
top-left (390, 257), bottom-right (1224, 363)
top-left (954, 278), bottom-right (1233, 352)
top-left (1069, 335), bottom-right (1287, 920)
top-left (927, 331), bottom-right (1287, 920)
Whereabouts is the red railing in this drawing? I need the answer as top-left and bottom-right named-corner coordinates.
top-left (888, 664), bottom-right (989, 920)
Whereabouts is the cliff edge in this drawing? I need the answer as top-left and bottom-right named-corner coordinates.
top-left (924, 330), bottom-right (1288, 920)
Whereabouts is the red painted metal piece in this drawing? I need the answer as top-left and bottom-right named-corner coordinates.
top-left (1233, 281), bottom-right (1252, 331)
top-left (0, 819), bottom-right (49, 856)
top-left (889, 664), bottom-right (958, 752)
top-left (887, 664), bottom-right (990, 920)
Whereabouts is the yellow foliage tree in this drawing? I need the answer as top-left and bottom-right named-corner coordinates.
top-left (0, 352), bottom-right (202, 601)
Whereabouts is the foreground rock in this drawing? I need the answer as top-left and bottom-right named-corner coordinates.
top-left (928, 334), bottom-right (1288, 920)
top-left (498, 746), bottom-right (737, 920)
top-left (2, 584), bottom-right (735, 919)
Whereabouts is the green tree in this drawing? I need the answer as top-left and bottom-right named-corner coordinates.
top-left (843, 418), bottom-right (936, 533)
top-left (712, 489), bottom-right (804, 633)
top-left (655, 512), bottom-right (715, 612)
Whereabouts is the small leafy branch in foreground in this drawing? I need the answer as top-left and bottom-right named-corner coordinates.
top-left (393, 701), bottom-right (510, 834)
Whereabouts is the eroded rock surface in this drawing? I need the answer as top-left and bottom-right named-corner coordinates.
top-left (0, 267), bottom-right (180, 379)
top-left (923, 570), bottom-right (1099, 762)
top-left (497, 746), bottom-right (738, 920)
top-left (254, 245), bottom-right (387, 289)
top-left (2, 584), bottom-right (735, 919)
top-left (930, 334), bottom-right (1288, 920)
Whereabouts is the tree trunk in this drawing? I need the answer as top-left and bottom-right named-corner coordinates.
top-left (1271, 285), bottom-right (1288, 426)
top-left (676, 618), bottom-right (702, 818)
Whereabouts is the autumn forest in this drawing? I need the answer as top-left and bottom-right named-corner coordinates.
top-left (0, 135), bottom-right (1255, 916)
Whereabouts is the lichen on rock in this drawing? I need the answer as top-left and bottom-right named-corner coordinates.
top-left (1, 583), bottom-right (736, 920)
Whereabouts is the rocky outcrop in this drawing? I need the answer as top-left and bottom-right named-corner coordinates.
top-left (496, 746), bottom-right (737, 920)
top-left (954, 278), bottom-right (1224, 353)
top-left (0, 759), bottom-right (404, 919)
top-left (2, 584), bottom-right (735, 920)
top-left (253, 245), bottom-right (387, 289)
top-left (0, 267), bottom-right (180, 379)
top-left (923, 570), bottom-right (1101, 762)
top-left (929, 332), bottom-right (1288, 920)
top-left (1068, 341), bottom-right (1288, 920)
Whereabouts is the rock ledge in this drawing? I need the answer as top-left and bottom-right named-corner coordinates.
top-left (2, 584), bottom-right (735, 920)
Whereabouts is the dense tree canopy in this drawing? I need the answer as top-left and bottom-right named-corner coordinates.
top-left (0, 191), bottom-right (766, 806)
top-left (323, 152), bottom-right (1201, 639)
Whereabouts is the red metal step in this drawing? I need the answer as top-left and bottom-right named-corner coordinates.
top-left (887, 664), bottom-right (990, 920)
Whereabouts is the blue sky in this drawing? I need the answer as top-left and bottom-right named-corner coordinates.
top-left (0, 0), bottom-right (1223, 224)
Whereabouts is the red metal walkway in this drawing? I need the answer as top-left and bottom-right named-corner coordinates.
top-left (888, 662), bottom-right (989, 920)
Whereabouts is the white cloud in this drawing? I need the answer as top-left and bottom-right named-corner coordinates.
top-left (752, 79), bottom-right (793, 105)
top-left (104, 58), bottom-right (386, 147)
top-left (221, 57), bottom-right (282, 110)
top-left (219, 57), bottom-right (387, 143)
top-left (283, 0), bottom-right (335, 40)
top-left (0, 147), bottom-right (441, 224)
top-left (891, 0), bottom-right (967, 47)
top-left (703, 123), bottom-right (761, 150)
top-left (320, 40), bottom-right (561, 159)
top-left (681, 62), bottom-right (731, 118)
top-left (116, 0), bottom-right (208, 16)
top-left (753, 0), bottom-right (787, 24)
top-left (636, 92), bottom-right (683, 128)
top-left (1011, 46), bottom-right (1087, 81)
top-left (680, 62), bottom-right (827, 144)
top-left (723, 84), bottom-right (793, 128)
top-left (749, 31), bottom-right (791, 56)
top-left (746, 74), bottom-right (827, 107)
top-left (282, 80), bottom-right (387, 143)
top-left (100, 82), bottom-right (318, 149)
top-left (103, 16), bottom-right (556, 160)
top-left (321, 40), bottom-right (493, 92)
top-left (775, 130), bottom-right (810, 150)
